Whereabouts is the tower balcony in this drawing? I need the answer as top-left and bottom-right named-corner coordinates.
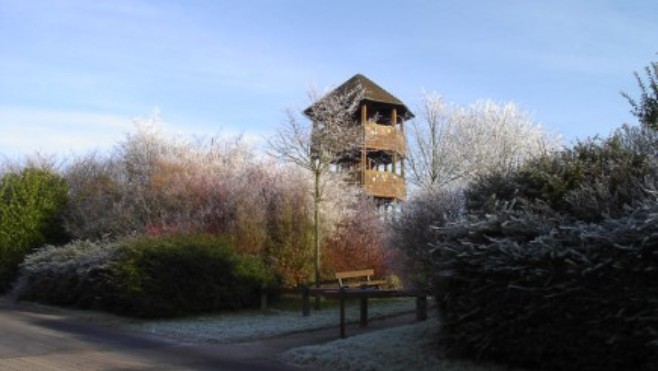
top-left (362, 169), bottom-right (406, 201)
top-left (364, 122), bottom-right (406, 155)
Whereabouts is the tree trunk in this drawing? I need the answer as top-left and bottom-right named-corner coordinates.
top-left (314, 167), bottom-right (321, 309)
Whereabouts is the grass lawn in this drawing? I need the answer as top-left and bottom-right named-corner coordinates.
top-left (281, 318), bottom-right (517, 371)
top-left (123, 296), bottom-right (421, 343)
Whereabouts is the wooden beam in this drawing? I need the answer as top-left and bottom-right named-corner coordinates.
top-left (400, 116), bottom-right (406, 180)
top-left (392, 108), bottom-right (397, 127)
top-left (361, 104), bottom-right (367, 186)
top-left (392, 152), bottom-right (397, 174)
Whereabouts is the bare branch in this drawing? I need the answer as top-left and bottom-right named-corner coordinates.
top-left (267, 83), bottom-right (365, 182)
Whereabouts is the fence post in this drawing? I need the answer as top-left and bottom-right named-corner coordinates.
top-left (302, 285), bottom-right (310, 317)
top-left (416, 295), bottom-right (428, 321)
top-left (359, 287), bottom-right (368, 327)
top-left (260, 284), bottom-right (267, 312)
top-left (340, 287), bottom-right (346, 338)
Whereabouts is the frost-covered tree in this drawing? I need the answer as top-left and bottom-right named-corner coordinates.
top-left (64, 113), bottom-right (259, 239)
top-left (267, 85), bottom-right (364, 291)
top-left (64, 151), bottom-right (124, 239)
top-left (62, 109), bottom-right (389, 287)
top-left (407, 92), bottom-right (561, 191)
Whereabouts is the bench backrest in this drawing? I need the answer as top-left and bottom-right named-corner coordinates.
top-left (335, 269), bottom-right (375, 287)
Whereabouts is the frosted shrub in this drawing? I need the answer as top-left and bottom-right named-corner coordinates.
top-left (322, 194), bottom-right (392, 279)
top-left (432, 198), bottom-right (658, 371)
top-left (467, 124), bottom-right (658, 221)
top-left (61, 120), bottom-right (393, 288)
top-left (392, 189), bottom-right (464, 288)
top-left (12, 239), bottom-right (120, 308)
top-left (428, 124), bottom-right (658, 370)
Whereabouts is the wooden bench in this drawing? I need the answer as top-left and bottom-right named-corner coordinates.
top-left (335, 269), bottom-right (387, 289)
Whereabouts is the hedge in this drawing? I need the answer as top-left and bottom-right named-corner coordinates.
top-left (0, 167), bottom-right (69, 292)
top-left (431, 201), bottom-right (658, 371)
top-left (13, 234), bottom-right (276, 318)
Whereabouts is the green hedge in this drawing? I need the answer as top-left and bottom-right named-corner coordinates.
top-left (13, 234), bottom-right (276, 318)
top-left (431, 202), bottom-right (658, 371)
top-left (110, 234), bottom-right (274, 317)
top-left (0, 167), bottom-right (69, 292)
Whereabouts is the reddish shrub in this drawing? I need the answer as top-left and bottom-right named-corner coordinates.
top-left (322, 199), bottom-right (392, 280)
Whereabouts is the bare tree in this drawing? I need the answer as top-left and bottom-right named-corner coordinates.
top-left (267, 84), bottom-right (364, 292)
top-left (407, 92), bottom-right (561, 191)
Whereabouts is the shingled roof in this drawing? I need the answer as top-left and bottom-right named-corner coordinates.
top-left (305, 74), bottom-right (414, 119)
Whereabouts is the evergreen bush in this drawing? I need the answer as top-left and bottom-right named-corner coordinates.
top-left (0, 167), bottom-right (69, 292)
top-left (430, 125), bottom-right (658, 370)
top-left (431, 200), bottom-right (658, 371)
top-left (467, 125), bottom-right (658, 222)
top-left (111, 234), bottom-right (274, 317)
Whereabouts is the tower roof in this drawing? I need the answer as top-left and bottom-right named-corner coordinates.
top-left (305, 74), bottom-right (414, 119)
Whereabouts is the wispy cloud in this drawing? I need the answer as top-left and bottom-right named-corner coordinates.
top-left (0, 106), bottom-right (269, 160)
top-left (0, 107), bottom-right (135, 158)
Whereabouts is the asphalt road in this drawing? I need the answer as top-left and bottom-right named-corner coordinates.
top-left (0, 305), bottom-right (297, 371)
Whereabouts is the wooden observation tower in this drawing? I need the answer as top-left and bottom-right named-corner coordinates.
top-left (307, 74), bottom-right (413, 209)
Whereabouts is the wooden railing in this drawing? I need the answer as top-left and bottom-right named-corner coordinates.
top-left (362, 170), bottom-right (406, 200)
top-left (364, 122), bottom-right (406, 154)
top-left (261, 286), bottom-right (430, 339)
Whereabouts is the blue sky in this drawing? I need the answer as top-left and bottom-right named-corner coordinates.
top-left (1, 0), bottom-right (656, 158)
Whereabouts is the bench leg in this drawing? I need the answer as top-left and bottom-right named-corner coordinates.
top-left (416, 295), bottom-right (428, 321)
top-left (360, 297), bottom-right (368, 327)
